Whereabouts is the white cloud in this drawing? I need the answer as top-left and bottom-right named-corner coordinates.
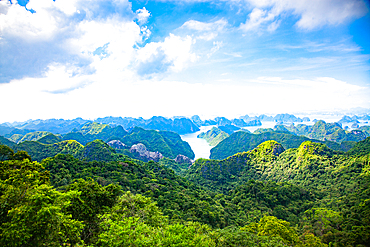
top-left (136, 33), bottom-right (197, 74)
top-left (240, 8), bottom-right (277, 32)
top-left (0, 0), bottom-right (368, 122)
top-left (67, 17), bottom-right (143, 72)
top-left (136, 7), bottom-right (150, 24)
top-left (267, 19), bottom-right (280, 32)
top-left (53, 0), bottom-right (78, 16)
top-left (182, 19), bottom-right (227, 31)
top-left (239, 0), bottom-right (368, 32)
top-left (0, 0), bottom-right (198, 82)
top-left (291, 0), bottom-right (367, 30)
top-left (162, 34), bottom-right (197, 72)
top-left (0, 0), bottom-right (61, 40)
top-left (181, 19), bottom-right (227, 40)
top-left (0, 0), bottom-right (154, 82)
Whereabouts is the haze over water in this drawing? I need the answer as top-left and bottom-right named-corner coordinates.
top-left (181, 114), bottom-right (370, 160)
top-left (181, 126), bottom-right (214, 160)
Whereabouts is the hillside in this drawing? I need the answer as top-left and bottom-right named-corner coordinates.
top-left (1, 135), bottom-right (369, 246)
top-left (197, 127), bottom-right (229, 146)
top-left (119, 127), bottom-right (194, 159)
top-left (8, 131), bottom-right (52, 143)
top-left (62, 123), bottom-right (128, 145)
top-left (187, 139), bottom-right (369, 203)
top-left (209, 130), bottom-right (355, 160)
top-left (37, 133), bottom-right (62, 144)
top-left (15, 140), bottom-right (85, 162)
top-left (285, 120), bottom-right (366, 142)
top-left (2, 116), bottom-right (200, 137)
top-left (0, 125), bottom-right (194, 162)
top-left (96, 116), bottom-right (200, 134)
top-left (186, 140), bottom-right (370, 245)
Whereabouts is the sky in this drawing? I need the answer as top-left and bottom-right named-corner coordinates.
top-left (0, 0), bottom-right (370, 123)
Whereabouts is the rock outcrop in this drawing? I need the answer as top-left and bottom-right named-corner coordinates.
top-left (129, 143), bottom-right (163, 162)
top-left (107, 140), bottom-right (126, 149)
top-left (174, 154), bottom-right (193, 165)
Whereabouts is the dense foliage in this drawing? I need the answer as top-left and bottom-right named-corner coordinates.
top-left (285, 120), bottom-right (366, 142)
top-left (0, 125), bottom-right (194, 162)
top-left (198, 127), bottom-right (229, 146)
top-left (210, 130), bottom-right (358, 160)
top-left (0, 133), bottom-right (369, 246)
top-left (187, 139), bottom-right (370, 246)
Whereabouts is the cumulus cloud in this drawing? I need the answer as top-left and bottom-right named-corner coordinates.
top-left (0, 0), bottom-right (368, 122)
top-left (0, 0), bottom-right (139, 83)
top-left (0, 0), bottom-right (61, 40)
top-left (136, 7), bottom-right (150, 24)
top-left (67, 17), bottom-right (143, 72)
top-left (136, 34), bottom-right (197, 76)
top-left (0, 0), bottom-right (198, 83)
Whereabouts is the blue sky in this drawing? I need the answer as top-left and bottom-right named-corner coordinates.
top-left (0, 0), bottom-right (369, 122)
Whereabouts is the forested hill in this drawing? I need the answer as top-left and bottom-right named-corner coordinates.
top-left (210, 129), bottom-right (359, 160)
top-left (0, 116), bottom-right (199, 136)
top-left (283, 120), bottom-right (368, 142)
top-left (0, 124), bottom-right (194, 162)
top-left (0, 135), bottom-right (369, 245)
top-left (186, 139), bottom-right (370, 245)
top-left (1, 138), bottom-right (369, 246)
top-left (188, 139), bottom-right (369, 192)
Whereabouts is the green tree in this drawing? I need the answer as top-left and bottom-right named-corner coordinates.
top-left (0, 145), bottom-right (14, 161)
top-left (97, 192), bottom-right (216, 246)
top-left (0, 184), bottom-right (83, 247)
top-left (109, 191), bottom-right (166, 227)
top-left (64, 178), bottom-right (121, 244)
top-left (0, 159), bottom-right (49, 227)
top-left (242, 215), bottom-right (299, 245)
top-left (302, 207), bottom-right (342, 243)
top-left (0, 158), bottom-right (83, 246)
top-left (298, 233), bottom-right (328, 247)
top-left (12, 150), bottom-right (32, 161)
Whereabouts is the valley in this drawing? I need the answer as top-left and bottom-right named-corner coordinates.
top-left (0, 113), bottom-right (369, 246)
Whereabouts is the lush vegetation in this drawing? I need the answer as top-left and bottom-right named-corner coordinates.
top-left (198, 127), bottom-right (229, 146)
top-left (210, 129), bottom-right (358, 160)
top-left (0, 134), bottom-right (369, 246)
top-left (0, 124), bottom-right (194, 162)
top-left (8, 131), bottom-right (52, 144)
top-left (186, 138), bottom-right (370, 246)
top-left (118, 127), bottom-right (195, 159)
top-left (285, 120), bottom-right (367, 142)
top-left (358, 126), bottom-right (370, 137)
top-left (1, 116), bottom-right (200, 135)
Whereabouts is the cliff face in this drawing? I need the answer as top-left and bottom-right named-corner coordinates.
top-left (130, 143), bottom-right (163, 162)
top-left (174, 154), bottom-right (193, 165)
top-left (107, 140), bottom-right (126, 149)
